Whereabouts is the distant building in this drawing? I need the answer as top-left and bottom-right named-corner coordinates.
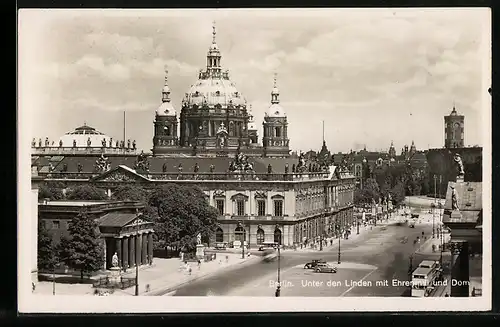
top-left (427, 104), bottom-right (482, 197)
top-left (444, 105), bottom-right (465, 149)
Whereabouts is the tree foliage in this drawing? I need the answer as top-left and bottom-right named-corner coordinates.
top-left (38, 182), bottom-right (64, 200)
top-left (59, 209), bottom-right (104, 280)
top-left (65, 184), bottom-right (107, 200)
top-left (37, 221), bottom-right (59, 271)
top-left (111, 184), bottom-right (149, 202)
top-left (354, 178), bottom-right (380, 205)
top-left (147, 184), bottom-right (219, 253)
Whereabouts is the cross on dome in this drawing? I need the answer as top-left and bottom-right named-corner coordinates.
top-left (164, 65), bottom-right (169, 85)
top-left (212, 20), bottom-right (217, 44)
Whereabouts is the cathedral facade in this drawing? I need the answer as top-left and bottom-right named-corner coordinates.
top-left (152, 24), bottom-right (289, 158)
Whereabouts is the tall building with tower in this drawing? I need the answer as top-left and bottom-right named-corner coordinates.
top-left (444, 105), bottom-right (465, 149)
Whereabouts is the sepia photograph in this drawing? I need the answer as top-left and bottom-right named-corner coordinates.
top-left (17, 8), bottom-right (491, 312)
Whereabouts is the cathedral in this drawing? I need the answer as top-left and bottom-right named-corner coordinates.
top-left (31, 23), bottom-right (356, 253)
top-left (152, 23), bottom-right (289, 158)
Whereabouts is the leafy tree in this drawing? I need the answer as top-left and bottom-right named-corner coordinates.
top-left (59, 208), bottom-right (104, 280)
top-left (38, 221), bottom-right (59, 271)
top-left (38, 182), bottom-right (64, 200)
top-left (111, 184), bottom-right (148, 202)
top-left (391, 181), bottom-right (406, 206)
top-left (148, 184), bottom-right (219, 253)
top-left (65, 184), bottom-right (107, 200)
top-left (354, 178), bottom-right (380, 205)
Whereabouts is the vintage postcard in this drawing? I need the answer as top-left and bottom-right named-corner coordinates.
top-left (18, 8), bottom-right (491, 313)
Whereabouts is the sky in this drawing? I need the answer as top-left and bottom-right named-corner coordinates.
top-left (19, 8), bottom-right (491, 154)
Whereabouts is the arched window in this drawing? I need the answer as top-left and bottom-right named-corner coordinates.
top-left (229, 121), bottom-right (235, 137)
top-left (235, 226), bottom-right (246, 242)
top-left (256, 228), bottom-right (265, 245)
top-left (274, 228), bottom-right (282, 245)
top-left (215, 227), bottom-right (224, 243)
top-left (275, 127), bottom-right (281, 138)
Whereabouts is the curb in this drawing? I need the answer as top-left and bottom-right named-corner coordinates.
top-left (146, 256), bottom-right (260, 296)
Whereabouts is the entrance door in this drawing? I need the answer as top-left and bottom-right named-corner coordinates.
top-left (274, 228), bottom-right (282, 245)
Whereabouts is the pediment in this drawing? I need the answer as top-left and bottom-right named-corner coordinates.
top-left (124, 216), bottom-right (151, 228)
top-left (91, 165), bottom-right (149, 183)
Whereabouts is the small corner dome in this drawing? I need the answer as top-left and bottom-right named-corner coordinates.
top-left (267, 103), bottom-right (286, 118)
top-left (156, 102), bottom-right (177, 117)
top-left (247, 121), bottom-right (257, 130)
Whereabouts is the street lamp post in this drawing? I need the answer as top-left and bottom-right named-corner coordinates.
top-left (337, 224), bottom-right (341, 264)
top-left (275, 243), bottom-right (281, 297)
top-left (433, 175), bottom-right (437, 238)
top-left (357, 220), bottom-right (360, 235)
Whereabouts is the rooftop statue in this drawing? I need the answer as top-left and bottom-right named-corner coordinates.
top-left (94, 153), bottom-right (111, 173)
top-left (453, 153), bottom-right (465, 180)
top-left (296, 152), bottom-right (307, 173)
top-left (134, 151), bottom-right (150, 173)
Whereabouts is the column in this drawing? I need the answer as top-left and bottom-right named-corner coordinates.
top-left (450, 241), bottom-right (470, 297)
top-left (122, 237), bottom-right (129, 268)
top-left (130, 235), bottom-right (136, 267)
top-left (148, 233), bottom-right (154, 265)
top-left (136, 234), bottom-right (142, 265)
top-left (142, 233), bottom-right (147, 264)
top-left (115, 238), bottom-right (122, 268)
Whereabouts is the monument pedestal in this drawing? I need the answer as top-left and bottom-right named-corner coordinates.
top-left (196, 244), bottom-right (205, 260)
top-left (108, 267), bottom-right (121, 284)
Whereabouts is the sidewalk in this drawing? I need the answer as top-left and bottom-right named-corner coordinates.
top-left (33, 253), bottom-right (259, 296)
top-left (415, 236), bottom-right (442, 255)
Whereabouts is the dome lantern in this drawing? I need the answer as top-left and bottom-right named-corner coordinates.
top-left (156, 66), bottom-right (176, 117)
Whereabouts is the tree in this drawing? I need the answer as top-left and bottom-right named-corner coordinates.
top-left (354, 178), bottom-right (380, 205)
top-left (65, 184), bottom-right (107, 200)
top-left (111, 184), bottom-right (148, 202)
top-left (38, 221), bottom-right (59, 271)
top-left (391, 181), bottom-right (406, 206)
top-left (38, 182), bottom-right (64, 200)
top-left (59, 208), bottom-right (104, 280)
top-left (148, 184), bottom-right (219, 254)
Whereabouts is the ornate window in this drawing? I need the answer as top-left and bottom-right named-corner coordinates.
top-left (216, 199), bottom-right (225, 216)
top-left (257, 200), bottom-right (266, 216)
top-left (274, 200), bottom-right (284, 217)
top-left (236, 200), bottom-right (245, 216)
top-left (215, 227), bottom-right (224, 243)
top-left (52, 220), bottom-right (60, 229)
top-left (256, 228), bottom-right (265, 245)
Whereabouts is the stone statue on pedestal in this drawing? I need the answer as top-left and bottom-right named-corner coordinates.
top-left (453, 153), bottom-right (465, 180)
top-left (197, 233), bottom-right (202, 245)
top-left (451, 185), bottom-right (459, 211)
top-left (112, 252), bottom-right (119, 267)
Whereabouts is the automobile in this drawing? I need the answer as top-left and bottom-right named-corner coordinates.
top-left (262, 249), bottom-right (278, 262)
top-left (259, 242), bottom-right (278, 251)
top-left (314, 263), bottom-right (337, 273)
top-left (304, 259), bottom-right (327, 269)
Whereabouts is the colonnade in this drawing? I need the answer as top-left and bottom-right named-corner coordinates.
top-left (112, 232), bottom-right (154, 269)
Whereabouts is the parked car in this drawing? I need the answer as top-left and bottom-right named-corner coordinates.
top-left (314, 263), bottom-right (337, 273)
top-left (304, 259), bottom-right (326, 269)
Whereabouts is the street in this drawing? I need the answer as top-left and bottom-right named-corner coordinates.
top-left (167, 218), bottom-right (436, 297)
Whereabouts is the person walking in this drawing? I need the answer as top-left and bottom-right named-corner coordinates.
top-left (197, 259), bottom-right (201, 270)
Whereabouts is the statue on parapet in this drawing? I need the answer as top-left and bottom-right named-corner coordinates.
top-left (94, 153), bottom-right (110, 173)
top-left (210, 164), bottom-right (215, 173)
top-left (162, 162), bottom-right (167, 173)
top-left (59, 140), bottom-right (63, 147)
top-left (32, 138), bottom-right (36, 147)
top-left (73, 139), bottom-right (76, 148)
top-left (127, 139), bottom-right (131, 149)
top-left (87, 137), bottom-right (91, 147)
top-left (109, 138), bottom-right (113, 148)
top-left (453, 153), bottom-right (465, 180)
top-left (134, 151), bottom-right (150, 173)
top-left (194, 163), bottom-right (200, 173)
top-left (45, 137), bottom-right (49, 147)
top-left (101, 138), bottom-right (106, 147)
top-left (132, 140), bottom-right (136, 150)
top-left (296, 152), bottom-right (307, 173)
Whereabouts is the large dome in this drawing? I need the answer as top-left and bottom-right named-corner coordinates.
top-left (59, 124), bottom-right (113, 147)
top-left (183, 72), bottom-right (247, 108)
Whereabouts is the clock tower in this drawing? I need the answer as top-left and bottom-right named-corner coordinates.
top-left (444, 105), bottom-right (465, 149)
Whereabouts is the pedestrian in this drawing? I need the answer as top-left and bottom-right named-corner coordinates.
top-left (330, 239), bottom-right (333, 246)
top-left (188, 264), bottom-right (192, 275)
top-left (197, 259), bottom-right (201, 270)
top-left (226, 255), bottom-right (229, 264)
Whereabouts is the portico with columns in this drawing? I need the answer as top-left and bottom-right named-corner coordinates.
top-left (98, 212), bottom-right (155, 270)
